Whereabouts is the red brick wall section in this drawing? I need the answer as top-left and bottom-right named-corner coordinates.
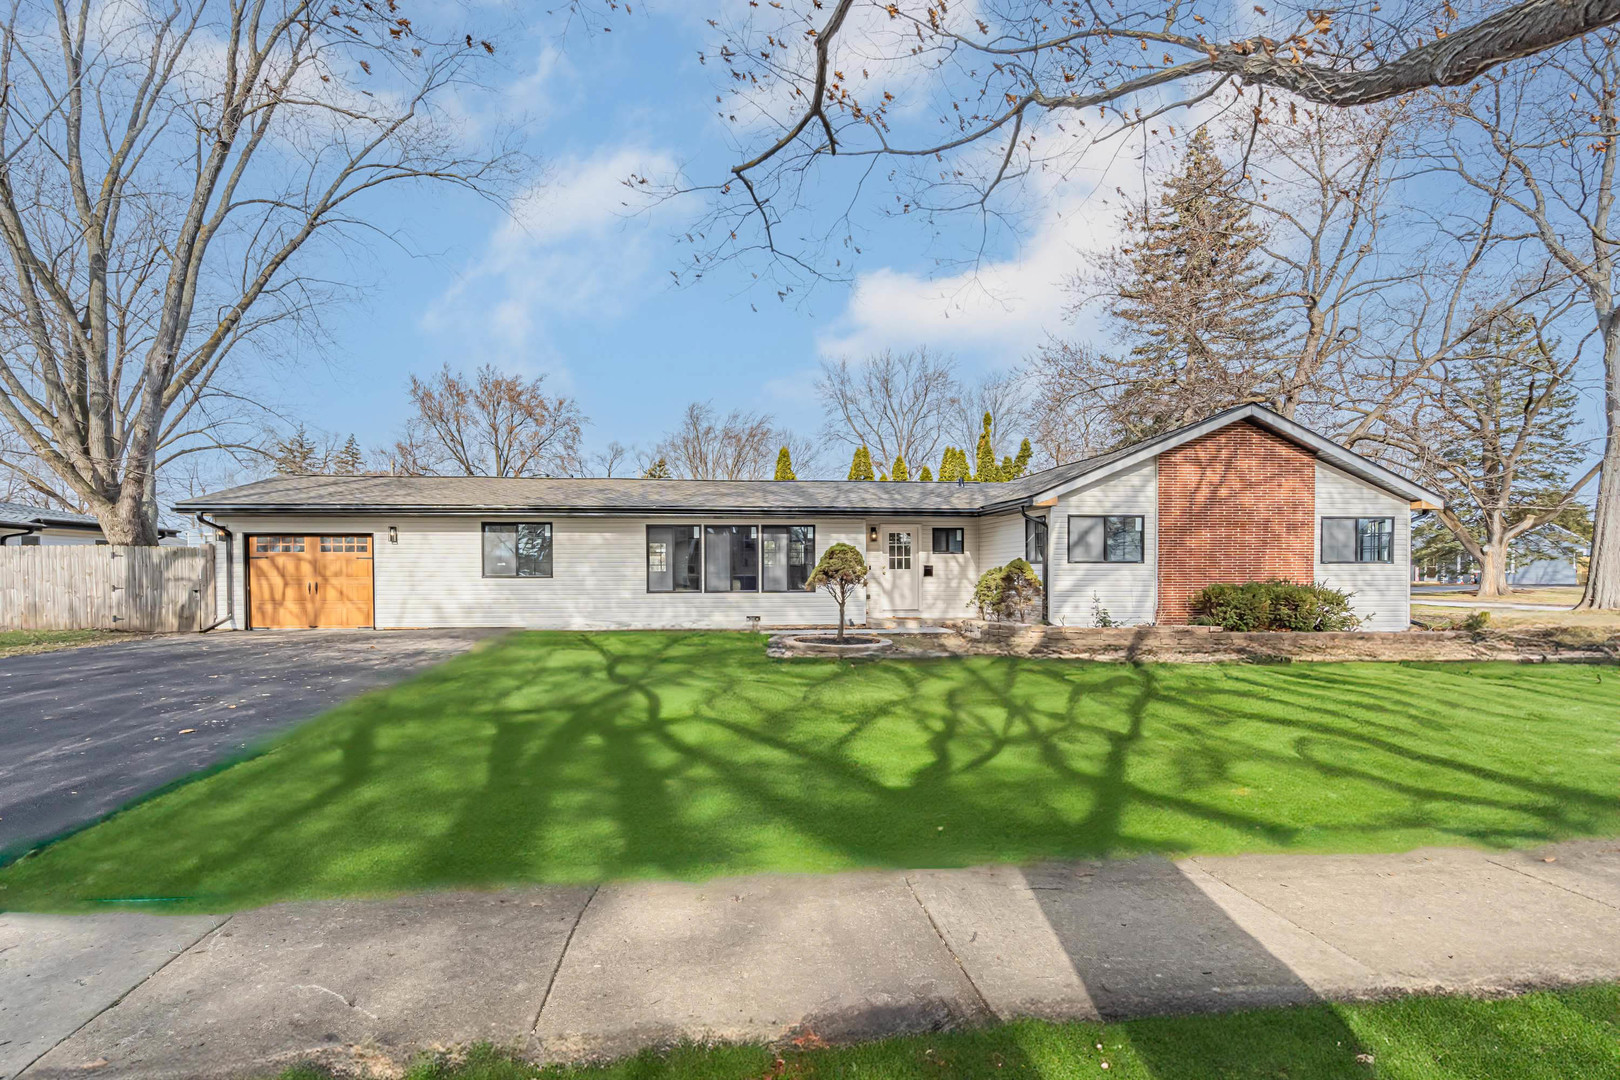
top-left (1156, 421), bottom-right (1316, 624)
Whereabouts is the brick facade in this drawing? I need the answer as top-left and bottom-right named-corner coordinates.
top-left (1156, 421), bottom-right (1316, 623)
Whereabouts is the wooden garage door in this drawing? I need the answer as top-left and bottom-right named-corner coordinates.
top-left (248, 535), bottom-right (374, 629)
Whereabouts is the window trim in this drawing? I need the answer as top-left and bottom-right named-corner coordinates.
top-left (1320, 516), bottom-right (1395, 564)
top-left (1025, 516), bottom-right (1047, 565)
top-left (1067, 515), bottom-right (1146, 564)
top-left (931, 527), bottom-right (965, 554)
top-left (480, 521), bottom-right (554, 579)
top-left (761, 524), bottom-right (816, 593)
top-left (646, 523), bottom-right (704, 594)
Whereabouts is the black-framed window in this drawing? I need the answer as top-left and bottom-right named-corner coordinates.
top-left (705, 525), bottom-right (760, 592)
top-left (647, 525), bottom-right (702, 592)
top-left (1068, 515), bottom-right (1145, 563)
top-left (762, 525), bottom-right (814, 592)
top-left (1025, 517), bottom-right (1047, 565)
top-left (482, 522), bottom-right (552, 578)
top-left (932, 527), bottom-right (964, 554)
top-left (1321, 517), bottom-right (1394, 563)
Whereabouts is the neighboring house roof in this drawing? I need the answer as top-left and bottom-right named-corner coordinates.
top-left (0, 501), bottom-right (102, 532)
top-left (0, 501), bottom-right (179, 537)
top-left (175, 405), bottom-right (1445, 517)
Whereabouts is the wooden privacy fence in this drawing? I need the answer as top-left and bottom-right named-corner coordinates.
top-left (0, 545), bottom-right (215, 633)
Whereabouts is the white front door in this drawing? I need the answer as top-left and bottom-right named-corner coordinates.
top-left (880, 524), bottom-right (920, 613)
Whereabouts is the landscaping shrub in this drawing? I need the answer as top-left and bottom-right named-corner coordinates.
top-left (1190, 580), bottom-right (1361, 632)
top-left (972, 559), bottom-right (1043, 621)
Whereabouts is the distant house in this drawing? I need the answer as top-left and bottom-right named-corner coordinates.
top-left (0, 501), bottom-right (180, 546)
top-left (178, 406), bottom-right (1442, 634)
top-left (1507, 526), bottom-right (1587, 588)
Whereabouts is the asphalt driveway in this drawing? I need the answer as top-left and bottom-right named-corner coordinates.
top-left (0, 630), bottom-right (496, 854)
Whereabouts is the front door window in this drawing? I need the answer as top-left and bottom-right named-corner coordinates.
top-left (887, 530), bottom-right (912, 570)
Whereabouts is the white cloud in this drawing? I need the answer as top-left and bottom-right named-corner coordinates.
top-left (421, 145), bottom-right (680, 368)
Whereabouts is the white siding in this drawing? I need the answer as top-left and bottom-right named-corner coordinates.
top-left (1314, 462), bottom-right (1412, 631)
top-left (211, 515), bottom-right (867, 630)
top-left (980, 510), bottom-right (1030, 572)
top-left (1046, 459), bottom-right (1158, 626)
top-left (865, 517), bottom-right (983, 620)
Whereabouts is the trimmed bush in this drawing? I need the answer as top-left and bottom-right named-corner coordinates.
top-left (972, 559), bottom-right (1043, 622)
top-left (1190, 580), bottom-right (1361, 632)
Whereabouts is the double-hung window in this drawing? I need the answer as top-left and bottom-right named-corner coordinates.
top-left (1321, 517), bottom-right (1394, 563)
top-left (762, 525), bottom-right (814, 592)
top-left (1068, 516), bottom-right (1145, 563)
top-left (704, 525), bottom-right (760, 592)
top-left (482, 523), bottom-right (552, 578)
top-left (932, 527), bottom-right (964, 554)
top-left (647, 525), bottom-right (702, 592)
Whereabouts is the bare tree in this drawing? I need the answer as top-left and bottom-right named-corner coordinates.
top-left (592, 440), bottom-right (632, 478)
top-left (1381, 313), bottom-right (1598, 596)
top-left (653, 401), bottom-right (801, 480)
top-left (678, 0), bottom-right (1620, 278)
top-left (817, 348), bottom-right (959, 470)
top-left (1434, 39), bottom-right (1620, 607)
top-left (395, 364), bottom-right (584, 478)
top-left (0, 1), bottom-right (519, 543)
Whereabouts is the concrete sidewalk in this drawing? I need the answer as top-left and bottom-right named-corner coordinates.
top-left (5, 840), bottom-right (1619, 1079)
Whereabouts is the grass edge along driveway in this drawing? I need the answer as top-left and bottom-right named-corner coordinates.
top-left (1, 631), bottom-right (1615, 912)
top-left (279, 984), bottom-right (1620, 1080)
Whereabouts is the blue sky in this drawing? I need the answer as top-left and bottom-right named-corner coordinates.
top-left (269, 6), bottom-right (1116, 476)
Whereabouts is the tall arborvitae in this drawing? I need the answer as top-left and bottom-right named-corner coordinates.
top-left (917, 465), bottom-right (933, 482)
top-left (999, 438), bottom-right (1033, 481)
top-left (1105, 126), bottom-right (1280, 439)
top-left (937, 446), bottom-right (969, 482)
top-left (848, 446), bottom-right (875, 480)
top-left (774, 446), bottom-right (796, 480)
top-left (973, 412), bottom-right (999, 482)
top-left (891, 454), bottom-right (909, 481)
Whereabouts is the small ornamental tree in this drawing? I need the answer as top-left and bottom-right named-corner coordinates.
top-left (641, 457), bottom-right (672, 479)
top-left (805, 542), bottom-right (869, 642)
top-left (917, 465), bottom-right (933, 482)
top-left (972, 559), bottom-right (1043, 622)
top-left (774, 447), bottom-right (797, 480)
top-left (848, 446), bottom-right (875, 481)
top-left (891, 454), bottom-right (909, 481)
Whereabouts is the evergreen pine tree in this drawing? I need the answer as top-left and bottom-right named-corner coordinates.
top-left (1104, 126), bottom-right (1280, 439)
top-left (331, 434), bottom-right (365, 475)
top-left (774, 447), bottom-right (796, 480)
top-left (272, 425), bottom-right (321, 475)
top-left (916, 465), bottom-right (933, 482)
top-left (973, 412), bottom-right (999, 482)
top-left (641, 457), bottom-right (672, 479)
top-left (848, 446), bottom-right (875, 481)
top-left (891, 454), bottom-right (909, 481)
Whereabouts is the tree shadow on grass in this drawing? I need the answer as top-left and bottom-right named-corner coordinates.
top-left (2, 633), bottom-right (1616, 912)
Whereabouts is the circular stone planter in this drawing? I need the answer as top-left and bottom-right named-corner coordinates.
top-left (767, 632), bottom-right (895, 658)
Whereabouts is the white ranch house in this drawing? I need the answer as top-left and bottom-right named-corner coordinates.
top-left (176, 406), bottom-right (1442, 634)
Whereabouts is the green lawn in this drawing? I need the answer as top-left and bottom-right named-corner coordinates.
top-left (280, 985), bottom-right (1620, 1080)
top-left (2, 631), bottom-right (1617, 912)
top-left (0, 628), bottom-right (128, 658)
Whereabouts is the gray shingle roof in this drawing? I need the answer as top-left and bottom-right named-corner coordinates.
top-left (173, 405), bottom-right (1442, 517)
top-left (0, 501), bottom-right (100, 529)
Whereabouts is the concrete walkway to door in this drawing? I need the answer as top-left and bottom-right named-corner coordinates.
top-left (0, 630), bottom-right (497, 854)
top-left (5, 839), bottom-right (1618, 1079)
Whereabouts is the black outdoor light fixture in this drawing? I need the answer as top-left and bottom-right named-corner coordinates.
top-left (868, 525), bottom-right (879, 543)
